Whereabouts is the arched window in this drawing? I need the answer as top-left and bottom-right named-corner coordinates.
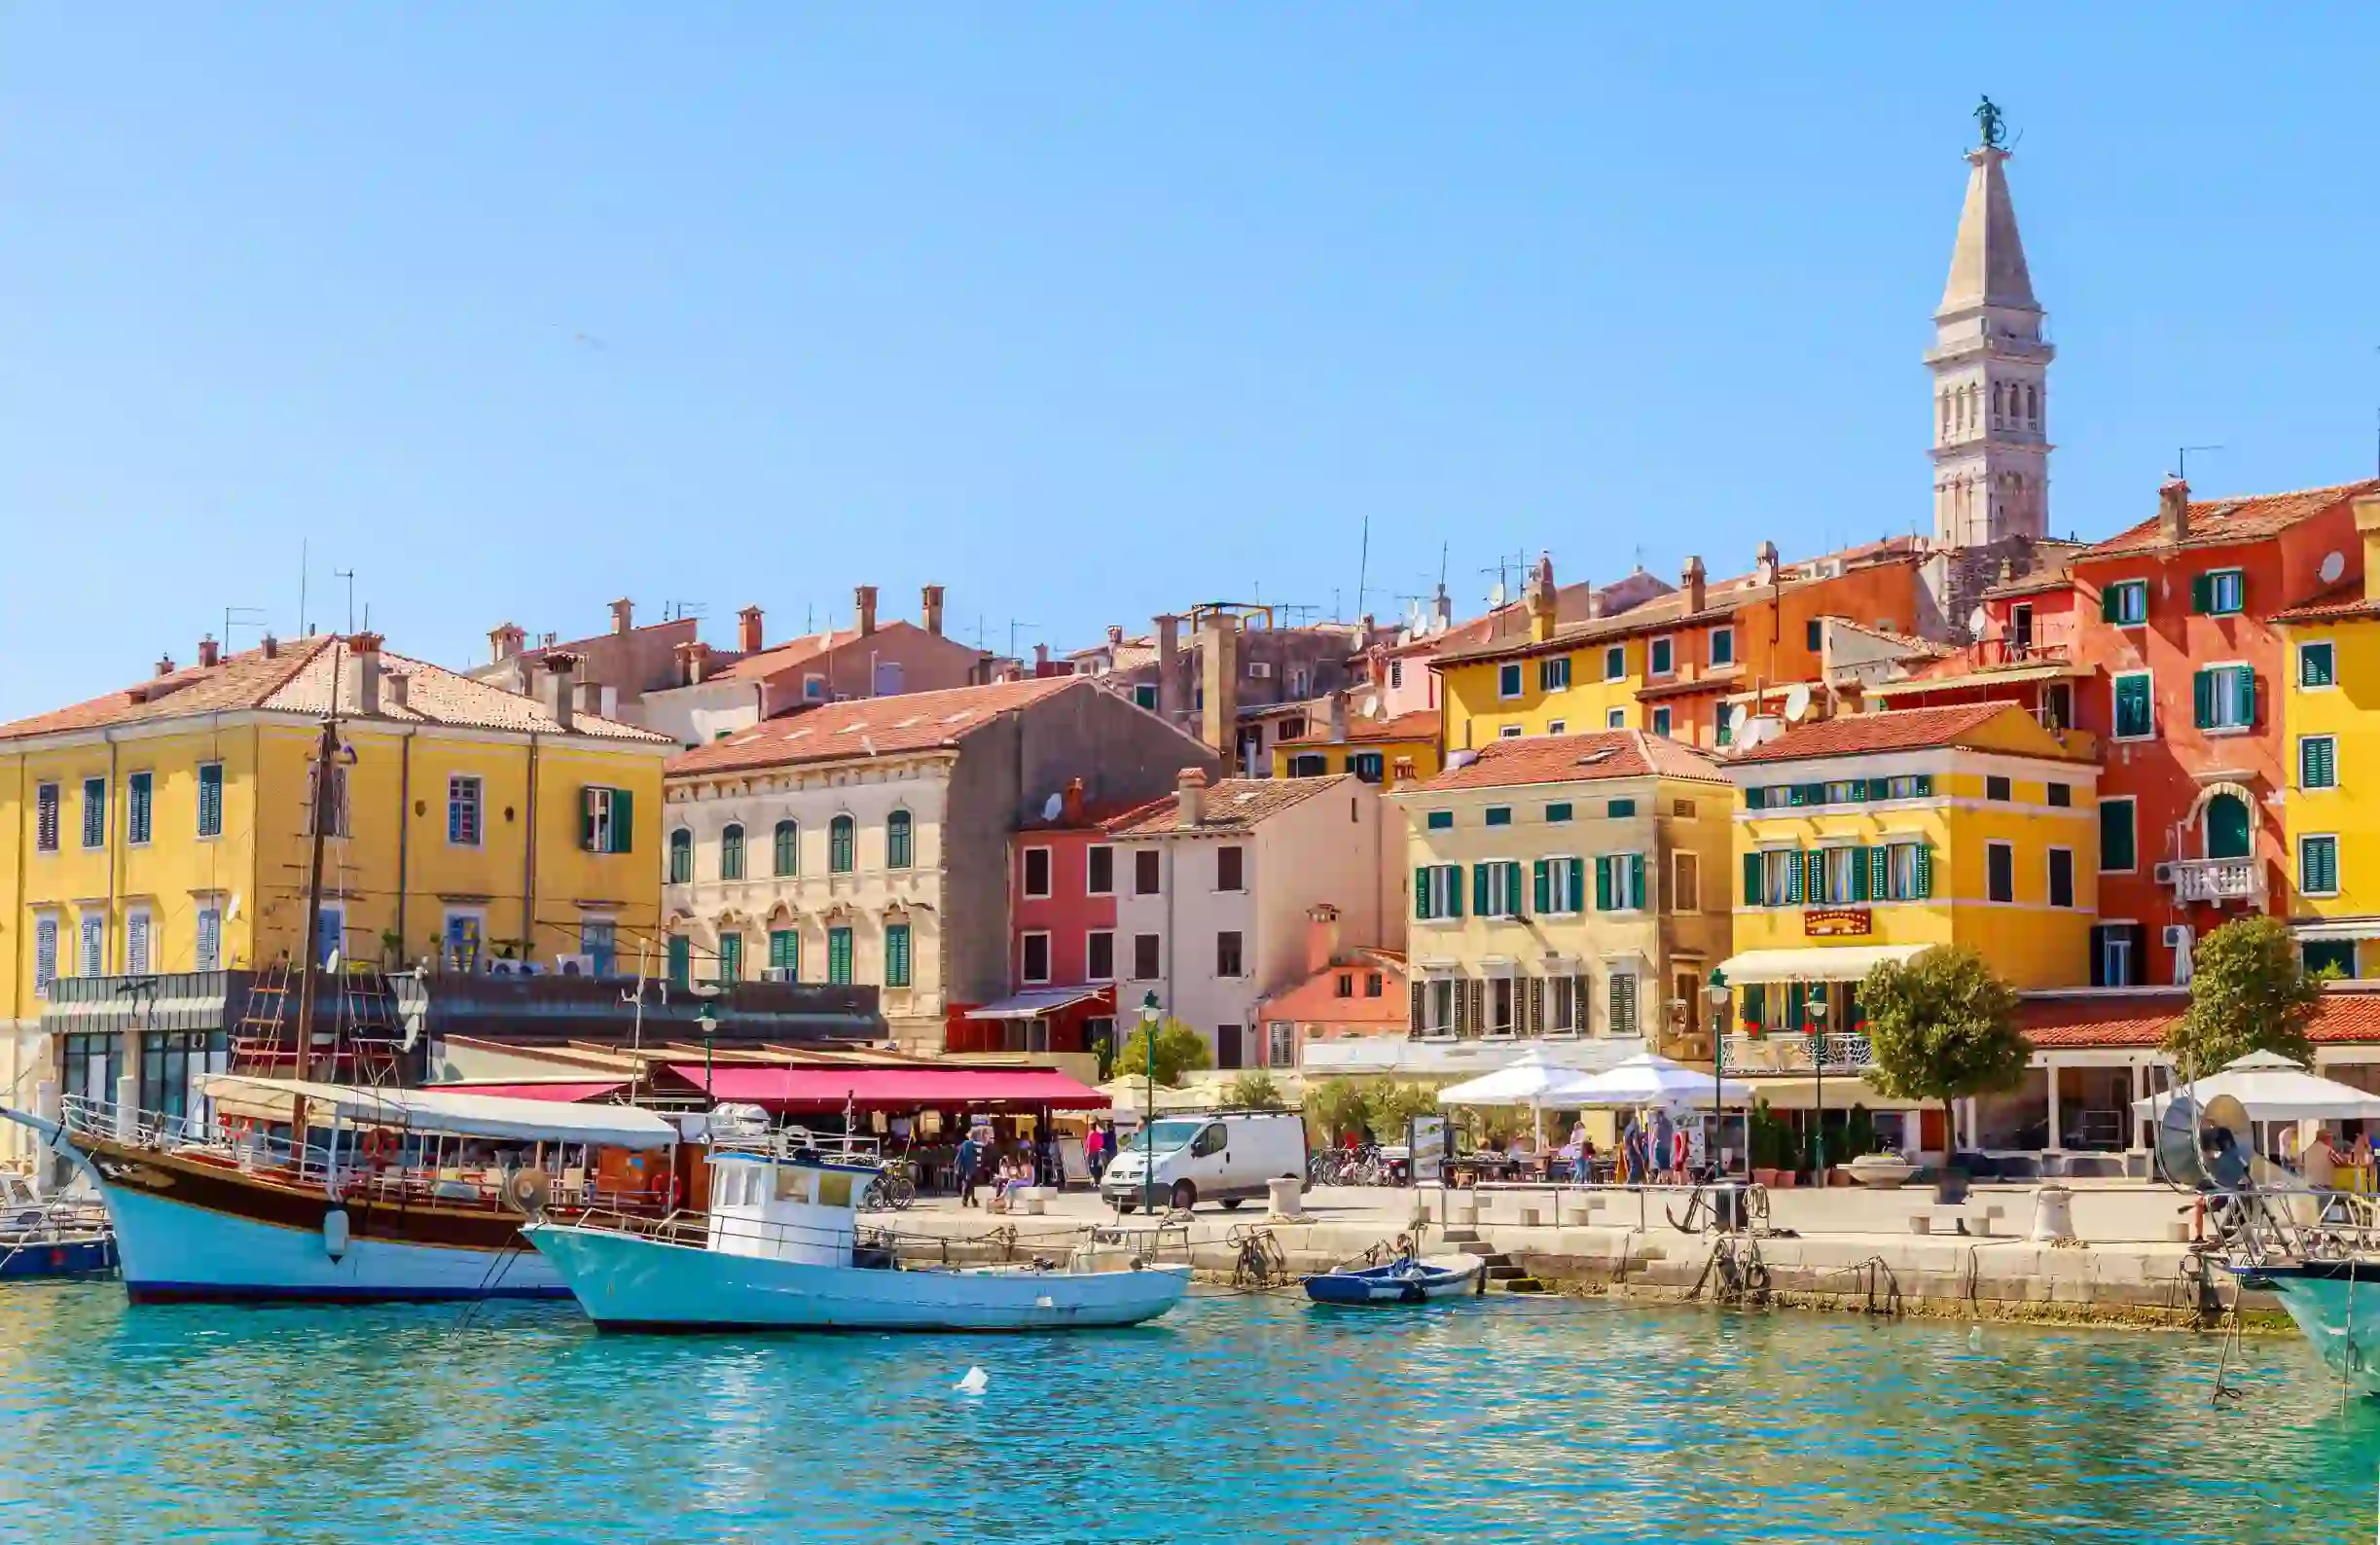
top-left (886, 809), bottom-right (914, 870)
top-left (719, 823), bottom-right (745, 881)
top-left (774, 819), bottom-right (798, 877)
top-left (2026, 383), bottom-right (2038, 426)
top-left (2205, 793), bottom-right (2252, 861)
top-left (830, 814), bottom-right (856, 874)
top-left (668, 828), bottom-right (693, 885)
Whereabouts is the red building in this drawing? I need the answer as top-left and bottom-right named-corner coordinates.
top-left (949, 779), bottom-right (1130, 1062)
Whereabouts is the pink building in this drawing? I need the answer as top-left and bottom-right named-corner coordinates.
top-left (959, 779), bottom-right (1130, 1061)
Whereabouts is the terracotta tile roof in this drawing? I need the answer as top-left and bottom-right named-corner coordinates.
top-left (712, 624), bottom-right (876, 682)
top-left (1408, 729), bottom-right (1725, 793)
top-left (1276, 709), bottom-right (1441, 748)
top-left (0, 636), bottom-right (667, 743)
top-left (1019, 797), bottom-right (1159, 833)
top-left (2080, 479), bottom-right (2380, 560)
top-left (1636, 668), bottom-right (1745, 701)
top-left (2272, 582), bottom-right (2380, 625)
top-left (667, 675), bottom-right (1084, 775)
top-left (1102, 774), bottom-right (1353, 837)
top-left (1727, 701), bottom-right (2049, 767)
top-left (2017, 988), bottom-right (2380, 1048)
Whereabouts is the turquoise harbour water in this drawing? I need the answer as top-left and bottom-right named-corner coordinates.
top-left (0, 1283), bottom-right (2372, 1543)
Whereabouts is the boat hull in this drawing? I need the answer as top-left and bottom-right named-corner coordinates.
top-left (0, 1235), bottom-right (116, 1279)
top-left (1304, 1255), bottom-right (1482, 1306)
top-left (81, 1141), bottom-right (561, 1303)
top-left (2243, 1262), bottom-right (2380, 1396)
top-left (525, 1223), bottom-right (1191, 1332)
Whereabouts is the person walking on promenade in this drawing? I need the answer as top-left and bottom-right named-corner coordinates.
top-left (957, 1132), bottom-right (982, 1207)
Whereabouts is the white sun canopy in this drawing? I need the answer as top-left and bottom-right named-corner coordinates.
top-left (2128, 1051), bottom-right (2380, 1125)
top-left (1562, 1052), bottom-right (1755, 1109)
top-left (1436, 1047), bottom-right (1599, 1107)
top-left (195, 1074), bottom-right (679, 1150)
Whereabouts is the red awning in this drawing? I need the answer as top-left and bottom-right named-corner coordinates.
top-left (428, 1081), bottom-right (628, 1104)
top-left (664, 1064), bottom-right (1110, 1112)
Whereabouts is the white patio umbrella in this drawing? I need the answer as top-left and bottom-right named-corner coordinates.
top-left (1435, 1046), bottom-right (1598, 1151)
top-left (1564, 1051), bottom-right (1754, 1109)
top-left (2130, 1050), bottom-right (2380, 1124)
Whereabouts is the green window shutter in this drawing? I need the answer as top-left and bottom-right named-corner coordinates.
top-left (1595, 857), bottom-right (1614, 912)
top-left (1802, 850), bottom-right (1823, 901)
top-left (2190, 574), bottom-right (2212, 614)
top-left (2321, 737), bottom-right (2337, 787)
top-left (1446, 867), bottom-right (1462, 917)
top-left (1785, 981), bottom-right (1806, 1032)
top-left (1414, 866), bottom-right (1432, 920)
top-left (579, 788), bottom-right (597, 850)
top-left (1569, 858), bottom-right (1586, 912)
top-left (1472, 863), bottom-right (1490, 916)
top-left (1786, 785), bottom-right (1807, 808)
top-left (2304, 643), bottom-right (2336, 688)
top-left (1743, 851), bottom-right (1761, 906)
top-left (667, 936), bottom-right (690, 988)
top-left (1533, 859), bottom-right (1551, 914)
top-left (2238, 665), bottom-right (2258, 726)
top-left (1913, 773), bottom-right (1932, 797)
top-left (2192, 668), bottom-right (2214, 729)
top-left (769, 929), bottom-right (798, 973)
top-left (1868, 846), bottom-right (1888, 901)
top-left (1745, 787), bottom-right (1763, 810)
top-left (885, 924), bottom-right (911, 988)
top-left (1913, 844), bottom-right (1933, 899)
top-left (1629, 853), bottom-right (1646, 909)
top-left (1850, 848), bottom-right (1868, 902)
top-left (1785, 850), bottom-right (1803, 904)
top-left (609, 788), bottom-right (633, 853)
top-left (2100, 586), bottom-right (2119, 623)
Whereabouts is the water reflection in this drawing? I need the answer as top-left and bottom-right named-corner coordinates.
top-left (0, 1285), bottom-right (2365, 1542)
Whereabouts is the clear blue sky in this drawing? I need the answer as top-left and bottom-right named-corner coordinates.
top-left (5, 6), bottom-right (2378, 720)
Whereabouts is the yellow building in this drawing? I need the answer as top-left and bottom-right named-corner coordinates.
top-left (1718, 701), bottom-right (2099, 1047)
top-left (2277, 512), bottom-right (2380, 975)
top-left (1271, 709), bottom-right (1442, 784)
top-left (0, 631), bottom-right (670, 1033)
top-left (1387, 730), bottom-right (1734, 1065)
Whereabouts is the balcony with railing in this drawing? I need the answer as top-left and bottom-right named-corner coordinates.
top-left (1717, 1032), bottom-right (1876, 1075)
top-left (2167, 857), bottom-right (2265, 905)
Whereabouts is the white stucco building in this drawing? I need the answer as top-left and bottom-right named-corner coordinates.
top-left (1103, 771), bottom-right (1401, 1070)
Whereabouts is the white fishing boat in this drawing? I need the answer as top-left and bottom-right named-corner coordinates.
top-left (2, 1077), bottom-right (682, 1303)
top-left (524, 1129), bottom-right (1190, 1332)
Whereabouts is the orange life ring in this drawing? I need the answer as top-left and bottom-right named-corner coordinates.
top-left (360, 1128), bottom-right (399, 1168)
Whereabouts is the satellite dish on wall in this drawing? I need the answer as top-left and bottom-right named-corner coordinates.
top-left (2322, 551), bottom-right (2348, 586)
top-left (1041, 792), bottom-right (1064, 822)
top-left (1966, 607), bottom-right (1989, 637)
top-left (1725, 704), bottom-right (1749, 739)
top-left (1783, 684), bottom-right (1812, 722)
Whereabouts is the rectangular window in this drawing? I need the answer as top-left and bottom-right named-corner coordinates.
top-left (1649, 636), bottom-right (1675, 676)
top-left (1539, 657), bottom-right (1570, 692)
top-left (1388, 661), bottom-right (1403, 689)
top-left (125, 908), bottom-right (151, 975)
top-left (2195, 568), bottom-right (2245, 616)
top-left (1546, 803), bottom-right (1573, 823)
top-left (1608, 972), bottom-right (1640, 1038)
top-left (2303, 835), bottom-right (2342, 898)
top-left (2099, 798), bottom-right (2138, 873)
top-left (1535, 855), bottom-right (1585, 915)
top-left (1134, 848), bottom-right (1162, 895)
top-left (1365, 971), bottom-right (1385, 997)
top-left (2301, 641), bottom-right (2337, 690)
top-left (1487, 977), bottom-right (1516, 1035)
top-left (580, 787), bottom-right (632, 853)
top-left (1022, 931), bottom-right (1051, 985)
top-left (79, 915), bottom-right (104, 976)
top-left (2303, 736), bottom-right (2339, 791)
top-left (32, 916), bottom-right (56, 998)
top-left (1805, 619), bottom-right (1822, 652)
top-left (1414, 864), bottom-right (1464, 920)
top-left (1651, 707), bottom-right (1673, 737)
top-left (2113, 671), bottom-right (2153, 740)
top-left (1426, 810), bottom-right (1454, 831)
top-left (2193, 664), bottom-right (2256, 732)
top-left (1087, 930), bottom-right (1115, 982)
top-left (1547, 975), bottom-right (1582, 1034)
top-left (1216, 845), bottom-right (1244, 891)
top-left (448, 775), bottom-right (483, 846)
top-left (717, 933), bottom-right (742, 984)
top-left (1484, 807), bottom-right (1512, 827)
top-left (1352, 752), bottom-right (1385, 783)
top-left (580, 919), bottom-right (617, 976)
top-left (1987, 842), bottom-right (2015, 904)
top-left (1269, 1022), bottom-right (1294, 1069)
top-left (443, 912), bottom-right (482, 972)
top-left (1217, 931), bottom-right (1244, 977)
top-left (1086, 844), bottom-right (1114, 894)
top-left (2048, 848), bottom-right (2075, 909)
top-left (2103, 579), bottom-right (2149, 627)
top-left (1421, 978), bottom-right (1457, 1035)
top-left (1497, 663), bottom-right (1524, 699)
top-left (1473, 862), bottom-right (1523, 918)
top-left (769, 928), bottom-right (799, 978)
top-left (1023, 847), bottom-right (1053, 899)
top-left (199, 766), bottom-right (228, 839)
top-left (82, 777), bottom-right (106, 849)
top-left (827, 927), bottom-right (853, 986)
top-left (195, 906), bottom-right (222, 972)
top-left (1595, 852), bottom-right (1647, 912)
top-left (1605, 708), bottom-right (1626, 730)
top-left (1709, 627), bottom-right (1735, 666)
top-left (2047, 781), bottom-right (2072, 808)
top-left (1546, 722), bottom-right (1565, 737)
top-left (1603, 646), bottom-right (1626, 682)
top-left (1986, 775), bottom-right (2011, 802)
top-left (1498, 725), bottom-right (1524, 739)
top-left (884, 924), bottom-right (912, 988)
top-left (1672, 851), bottom-right (1700, 913)
top-left (1607, 798), bottom-right (1637, 818)
top-left (1134, 683), bottom-right (1158, 711)
top-left (1810, 846), bottom-right (1862, 905)
top-left (1133, 933), bottom-right (1161, 979)
top-left (667, 935), bottom-right (691, 989)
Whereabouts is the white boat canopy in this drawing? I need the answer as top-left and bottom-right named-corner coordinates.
top-left (1561, 1052), bottom-right (1755, 1109)
top-left (195, 1074), bottom-right (680, 1150)
top-left (2128, 1051), bottom-right (2380, 1125)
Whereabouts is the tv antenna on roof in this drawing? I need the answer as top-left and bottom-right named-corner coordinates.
top-left (222, 605), bottom-right (269, 653)
top-left (2176, 445), bottom-right (2222, 481)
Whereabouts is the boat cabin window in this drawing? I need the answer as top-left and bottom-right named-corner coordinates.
top-left (1192, 1124), bottom-right (1228, 1157)
top-left (775, 1167), bottom-right (813, 1204)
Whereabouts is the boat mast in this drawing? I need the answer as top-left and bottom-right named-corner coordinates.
top-left (294, 710), bottom-right (343, 1084)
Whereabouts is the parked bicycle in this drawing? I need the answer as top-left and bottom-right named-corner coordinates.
top-left (1309, 1144), bottom-right (1387, 1187)
top-left (863, 1162), bottom-right (918, 1211)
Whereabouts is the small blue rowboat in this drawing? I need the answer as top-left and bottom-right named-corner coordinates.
top-left (1304, 1253), bottom-right (1482, 1306)
top-left (0, 1234), bottom-right (116, 1279)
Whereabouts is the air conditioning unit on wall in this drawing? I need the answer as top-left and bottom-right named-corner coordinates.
top-left (2151, 863), bottom-right (2177, 885)
top-left (551, 953), bottom-right (596, 977)
top-left (1246, 662), bottom-right (1274, 679)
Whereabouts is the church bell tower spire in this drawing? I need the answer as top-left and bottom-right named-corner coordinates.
top-left (1928, 98), bottom-right (2053, 549)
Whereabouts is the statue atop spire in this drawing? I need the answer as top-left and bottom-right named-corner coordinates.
top-left (1974, 95), bottom-right (2007, 151)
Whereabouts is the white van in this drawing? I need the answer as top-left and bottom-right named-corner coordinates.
top-left (1101, 1110), bottom-right (1308, 1213)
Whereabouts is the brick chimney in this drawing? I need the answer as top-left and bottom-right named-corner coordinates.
top-left (155, 654), bottom-right (176, 678)
top-left (343, 632), bottom-right (385, 716)
top-left (1154, 614), bottom-right (1183, 721)
top-left (198, 633), bottom-right (221, 668)
top-left (855, 585), bottom-right (879, 637)
top-left (674, 639), bottom-right (710, 686)
top-left (738, 605), bottom-right (764, 654)
top-left (541, 651), bottom-right (580, 731)
top-left (261, 632), bottom-right (280, 660)
top-left (1033, 642), bottom-right (1051, 676)
top-left (384, 670), bottom-right (412, 713)
top-left (1681, 555), bottom-right (1707, 615)
top-left (1174, 767), bottom-right (1208, 829)
top-left (1525, 551), bottom-right (1558, 642)
top-left (1753, 540), bottom-right (1781, 587)
top-left (1327, 690), bottom-right (1349, 744)
top-left (1582, 576), bottom-right (1603, 622)
top-left (1106, 625), bottom-right (1125, 649)
top-left (1062, 775), bottom-right (1085, 824)
top-left (609, 597), bottom-right (634, 635)
top-left (1306, 903), bottom-right (1342, 977)
top-left (1199, 613), bottom-right (1238, 759)
top-left (921, 585), bottom-right (946, 637)
top-left (2159, 477), bottom-right (2191, 545)
top-left (489, 622), bottom-right (525, 664)
top-left (1389, 756), bottom-right (1418, 787)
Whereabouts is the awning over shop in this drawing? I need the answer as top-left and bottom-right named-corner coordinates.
top-left (665, 1063), bottom-right (1110, 1112)
top-left (1716, 945), bottom-right (1927, 985)
top-left (963, 987), bottom-right (1113, 1021)
top-left (2294, 919), bottom-right (2380, 942)
top-left (426, 1081), bottom-right (628, 1104)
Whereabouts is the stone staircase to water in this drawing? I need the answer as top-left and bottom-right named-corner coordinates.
top-left (1441, 1226), bottom-right (1548, 1295)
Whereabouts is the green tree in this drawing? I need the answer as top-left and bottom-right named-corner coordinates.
top-left (1305, 1077), bottom-right (1372, 1144)
top-left (1112, 1018), bottom-right (1212, 1089)
top-left (1861, 945), bottom-right (2027, 1167)
top-left (2169, 916), bottom-right (2318, 1074)
top-left (1222, 1070), bottom-right (1285, 1109)
top-left (1364, 1081), bottom-right (1442, 1141)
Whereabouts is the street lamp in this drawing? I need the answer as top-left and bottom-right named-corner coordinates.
top-left (1808, 987), bottom-right (1830, 1182)
top-left (1705, 968), bottom-right (1731, 1178)
top-left (692, 983), bottom-right (722, 1100)
top-left (1139, 989), bottom-right (1162, 1216)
